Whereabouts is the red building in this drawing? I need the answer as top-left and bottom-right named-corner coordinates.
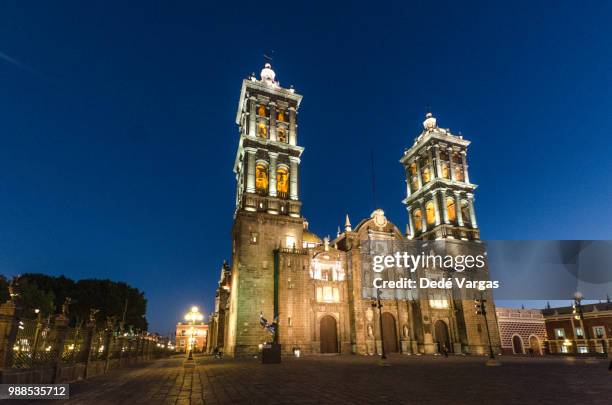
top-left (495, 307), bottom-right (546, 355)
top-left (175, 322), bottom-right (208, 353)
top-left (542, 302), bottom-right (611, 354)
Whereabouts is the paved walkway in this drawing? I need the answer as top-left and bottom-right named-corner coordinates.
top-left (38, 354), bottom-right (611, 404)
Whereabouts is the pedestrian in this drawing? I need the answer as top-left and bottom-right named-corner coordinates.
top-left (442, 344), bottom-right (448, 358)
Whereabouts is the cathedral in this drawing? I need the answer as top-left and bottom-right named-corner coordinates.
top-left (205, 63), bottom-right (501, 358)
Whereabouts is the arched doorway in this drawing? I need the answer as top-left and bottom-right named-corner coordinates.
top-left (434, 320), bottom-right (451, 353)
top-left (320, 315), bottom-right (338, 353)
top-left (512, 335), bottom-right (524, 354)
top-left (381, 313), bottom-right (399, 353)
top-left (529, 336), bottom-right (542, 355)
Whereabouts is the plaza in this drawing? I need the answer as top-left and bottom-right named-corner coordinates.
top-left (39, 355), bottom-right (611, 404)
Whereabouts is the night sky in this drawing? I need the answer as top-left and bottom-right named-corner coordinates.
top-left (1, 1), bottom-right (611, 336)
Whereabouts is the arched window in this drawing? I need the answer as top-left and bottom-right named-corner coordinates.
top-left (425, 201), bottom-right (435, 225)
top-left (409, 163), bottom-right (417, 175)
top-left (422, 167), bottom-right (431, 183)
top-left (411, 176), bottom-right (419, 191)
top-left (257, 105), bottom-right (266, 117)
top-left (277, 128), bottom-right (287, 143)
top-left (461, 200), bottom-right (470, 224)
top-left (255, 163), bottom-right (268, 194)
top-left (258, 122), bottom-right (268, 138)
top-left (454, 165), bottom-right (463, 181)
top-left (441, 162), bottom-right (450, 179)
top-left (277, 111), bottom-right (285, 122)
top-left (446, 197), bottom-right (456, 222)
top-left (413, 209), bottom-right (422, 232)
top-left (276, 166), bottom-right (289, 198)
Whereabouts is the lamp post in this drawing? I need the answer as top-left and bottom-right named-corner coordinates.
top-left (372, 289), bottom-right (387, 360)
top-left (184, 306), bottom-right (203, 360)
top-left (573, 291), bottom-right (589, 354)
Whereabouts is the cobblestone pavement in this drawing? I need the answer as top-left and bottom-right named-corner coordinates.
top-left (39, 354), bottom-right (611, 405)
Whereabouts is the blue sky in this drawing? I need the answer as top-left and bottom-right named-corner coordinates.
top-left (1, 1), bottom-right (611, 335)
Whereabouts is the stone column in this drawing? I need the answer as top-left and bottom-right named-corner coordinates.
top-left (407, 206), bottom-right (415, 239)
top-left (268, 152), bottom-right (278, 197)
top-left (461, 151), bottom-right (470, 184)
top-left (448, 148), bottom-right (455, 181)
top-left (248, 97), bottom-right (256, 137)
top-left (53, 314), bottom-right (70, 383)
top-left (434, 145), bottom-right (442, 179)
top-left (428, 147), bottom-right (436, 180)
top-left (289, 156), bottom-right (299, 200)
top-left (467, 193), bottom-right (478, 228)
top-left (440, 189), bottom-right (449, 224)
top-left (245, 147), bottom-right (256, 193)
top-left (83, 321), bottom-right (96, 378)
top-left (269, 102), bottom-right (277, 142)
top-left (419, 199), bottom-right (427, 232)
top-left (289, 107), bottom-right (297, 145)
top-left (415, 158), bottom-right (423, 189)
top-left (432, 191), bottom-right (441, 225)
top-left (454, 191), bottom-right (464, 227)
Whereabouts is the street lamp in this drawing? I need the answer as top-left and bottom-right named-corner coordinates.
top-left (184, 306), bottom-right (204, 360)
top-left (573, 291), bottom-right (589, 354)
top-left (372, 289), bottom-right (387, 360)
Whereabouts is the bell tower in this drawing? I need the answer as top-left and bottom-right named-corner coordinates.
top-left (400, 112), bottom-right (479, 241)
top-left (226, 63), bottom-right (306, 357)
top-left (233, 63), bottom-right (304, 217)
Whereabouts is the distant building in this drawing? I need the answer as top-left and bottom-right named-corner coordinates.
top-left (175, 322), bottom-right (208, 353)
top-left (542, 302), bottom-right (611, 354)
top-left (495, 307), bottom-right (546, 355)
top-left (206, 261), bottom-right (231, 354)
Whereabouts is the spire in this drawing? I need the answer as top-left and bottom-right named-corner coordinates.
top-left (344, 214), bottom-right (352, 232)
top-left (336, 226), bottom-right (341, 238)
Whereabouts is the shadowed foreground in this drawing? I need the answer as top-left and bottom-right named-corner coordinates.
top-left (30, 354), bottom-right (611, 404)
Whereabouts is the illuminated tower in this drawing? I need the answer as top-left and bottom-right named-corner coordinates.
top-left (225, 63), bottom-right (305, 357)
top-left (400, 112), bottom-right (479, 241)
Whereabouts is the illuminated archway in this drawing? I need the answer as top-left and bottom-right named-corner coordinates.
top-left (276, 166), bottom-right (289, 197)
top-left (425, 201), bottom-right (435, 225)
top-left (255, 163), bottom-right (268, 193)
top-left (446, 197), bottom-right (456, 222)
top-left (413, 209), bottom-right (423, 232)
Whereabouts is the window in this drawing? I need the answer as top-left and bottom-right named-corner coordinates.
top-left (446, 197), bottom-right (456, 222)
top-left (250, 232), bottom-right (258, 244)
top-left (258, 105), bottom-right (266, 117)
top-left (425, 201), bottom-right (435, 225)
top-left (316, 286), bottom-right (340, 303)
top-left (409, 163), bottom-right (417, 175)
top-left (560, 345), bottom-right (568, 353)
top-left (577, 346), bottom-right (588, 354)
top-left (411, 176), bottom-right (419, 191)
top-left (593, 326), bottom-right (605, 339)
top-left (575, 327), bottom-right (584, 339)
top-left (286, 235), bottom-right (296, 249)
top-left (454, 164), bottom-right (463, 181)
top-left (429, 295), bottom-right (449, 309)
top-left (255, 163), bottom-right (268, 193)
top-left (441, 162), bottom-right (450, 179)
top-left (555, 328), bottom-right (566, 339)
top-left (258, 122), bottom-right (268, 138)
top-left (422, 167), bottom-right (431, 183)
top-left (277, 128), bottom-right (287, 142)
top-left (461, 200), bottom-right (470, 224)
top-left (276, 167), bottom-right (289, 197)
top-left (277, 111), bottom-right (285, 122)
top-left (413, 209), bottom-right (423, 232)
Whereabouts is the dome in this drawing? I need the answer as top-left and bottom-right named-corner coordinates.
top-left (260, 63), bottom-right (276, 85)
top-left (423, 112), bottom-right (437, 130)
top-left (303, 229), bottom-right (322, 245)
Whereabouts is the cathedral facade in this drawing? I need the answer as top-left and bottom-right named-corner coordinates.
top-left (206, 63), bottom-right (501, 358)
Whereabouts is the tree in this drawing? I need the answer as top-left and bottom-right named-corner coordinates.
top-left (16, 278), bottom-right (55, 318)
